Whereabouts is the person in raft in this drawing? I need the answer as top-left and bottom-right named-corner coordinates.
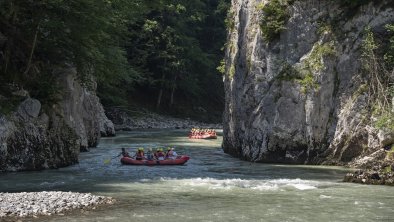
top-left (135, 147), bottom-right (145, 160)
top-left (166, 147), bottom-right (178, 159)
top-left (156, 148), bottom-right (165, 160)
top-left (146, 148), bottom-right (155, 160)
top-left (118, 148), bottom-right (131, 158)
top-left (165, 147), bottom-right (172, 159)
top-left (154, 148), bottom-right (159, 159)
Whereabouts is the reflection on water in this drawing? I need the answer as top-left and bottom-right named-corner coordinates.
top-left (1, 129), bottom-right (393, 222)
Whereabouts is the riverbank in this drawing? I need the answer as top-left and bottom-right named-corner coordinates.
top-left (343, 157), bottom-right (394, 186)
top-left (0, 191), bottom-right (114, 219)
top-left (106, 108), bottom-right (222, 130)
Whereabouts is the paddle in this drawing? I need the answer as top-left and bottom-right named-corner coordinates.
top-left (103, 155), bottom-right (119, 164)
top-left (104, 147), bottom-right (138, 164)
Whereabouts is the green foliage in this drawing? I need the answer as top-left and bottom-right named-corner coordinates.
top-left (362, 26), bottom-right (393, 129)
top-left (225, 9), bottom-right (235, 31)
top-left (352, 84), bottom-right (368, 100)
top-left (256, 3), bottom-right (265, 11)
top-left (306, 42), bottom-right (336, 72)
top-left (297, 73), bottom-right (319, 94)
top-left (383, 165), bottom-right (392, 173)
top-left (276, 62), bottom-right (318, 93)
top-left (385, 147), bottom-right (394, 162)
top-left (217, 59), bottom-right (226, 74)
top-left (0, 0), bottom-right (142, 105)
top-left (389, 83), bottom-right (394, 99)
top-left (361, 28), bottom-right (378, 59)
top-left (27, 71), bottom-right (61, 106)
top-left (0, 95), bottom-right (24, 116)
top-left (384, 24), bottom-right (394, 69)
top-left (217, 0), bottom-right (233, 31)
top-left (277, 63), bottom-right (301, 81)
top-left (285, 42), bottom-right (336, 94)
top-left (258, 0), bottom-right (292, 42)
top-left (229, 65), bottom-right (235, 79)
top-left (375, 111), bottom-right (394, 131)
top-left (317, 22), bottom-right (333, 36)
top-left (125, 0), bottom-right (228, 118)
top-left (0, 0), bottom-right (228, 120)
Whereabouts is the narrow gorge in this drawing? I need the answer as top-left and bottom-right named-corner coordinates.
top-left (222, 0), bottom-right (394, 170)
top-left (1, 1), bottom-right (394, 220)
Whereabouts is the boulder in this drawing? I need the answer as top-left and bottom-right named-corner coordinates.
top-left (0, 67), bottom-right (115, 171)
top-left (16, 98), bottom-right (41, 121)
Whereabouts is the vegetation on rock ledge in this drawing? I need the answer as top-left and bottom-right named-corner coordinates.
top-left (257, 0), bottom-right (293, 42)
top-left (361, 26), bottom-right (394, 131)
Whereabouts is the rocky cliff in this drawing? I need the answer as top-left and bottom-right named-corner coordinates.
top-left (223, 0), bottom-right (394, 167)
top-left (0, 68), bottom-right (115, 171)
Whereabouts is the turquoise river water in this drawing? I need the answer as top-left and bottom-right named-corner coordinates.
top-left (1, 129), bottom-right (393, 222)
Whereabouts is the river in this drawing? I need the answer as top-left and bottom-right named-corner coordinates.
top-left (1, 129), bottom-right (393, 222)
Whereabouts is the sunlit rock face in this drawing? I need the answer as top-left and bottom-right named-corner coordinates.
top-left (222, 0), bottom-right (394, 166)
top-left (0, 68), bottom-right (115, 171)
top-left (56, 68), bottom-right (115, 150)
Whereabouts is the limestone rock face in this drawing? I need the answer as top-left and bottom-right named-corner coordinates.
top-left (222, 0), bottom-right (394, 166)
top-left (0, 68), bottom-right (115, 171)
top-left (55, 67), bottom-right (115, 149)
top-left (0, 100), bottom-right (80, 171)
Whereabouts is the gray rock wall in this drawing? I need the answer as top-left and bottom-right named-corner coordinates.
top-left (56, 68), bottom-right (115, 150)
top-left (223, 0), bottom-right (394, 166)
top-left (0, 68), bottom-right (115, 171)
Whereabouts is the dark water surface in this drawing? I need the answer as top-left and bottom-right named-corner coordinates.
top-left (1, 130), bottom-right (393, 222)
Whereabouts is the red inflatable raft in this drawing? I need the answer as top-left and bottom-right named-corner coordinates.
top-left (188, 134), bottom-right (217, 139)
top-left (120, 155), bottom-right (190, 166)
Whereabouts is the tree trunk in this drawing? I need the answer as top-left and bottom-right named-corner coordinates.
top-left (4, 3), bottom-right (17, 74)
top-left (169, 75), bottom-right (178, 108)
top-left (156, 72), bottom-right (166, 110)
top-left (24, 25), bottom-right (39, 75)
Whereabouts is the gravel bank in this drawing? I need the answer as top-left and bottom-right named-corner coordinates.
top-left (0, 191), bottom-right (114, 218)
top-left (106, 108), bottom-right (222, 130)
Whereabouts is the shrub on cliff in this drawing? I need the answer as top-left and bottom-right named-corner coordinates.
top-left (258, 0), bottom-right (293, 42)
top-left (361, 26), bottom-right (394, 131)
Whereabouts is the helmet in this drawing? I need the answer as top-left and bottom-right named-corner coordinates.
top-left (167, 147), bottom-right (171, 151)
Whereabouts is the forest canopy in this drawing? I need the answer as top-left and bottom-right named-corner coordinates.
top-left (0, 0), bottom-right (229, 121)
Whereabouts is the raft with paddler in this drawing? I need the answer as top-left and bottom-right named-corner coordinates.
top-left (111, 147), bottom-right (190, 166)
top-left (188, 128), bottom-right (217, 139)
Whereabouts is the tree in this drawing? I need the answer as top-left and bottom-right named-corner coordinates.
top-left (0, 0), bottom-right (143, 105)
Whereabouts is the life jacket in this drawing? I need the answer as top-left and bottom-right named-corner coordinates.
top-left (136, 151), bottom-right (144, 159)
top-left (122, 151), bottom-right (131, 158)
top-left (165, 150), bottom-right (174, 158)
top-left (146, 151), bottom-right (153, 160)
top-left (157, 151), bottom-right (164, 157)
